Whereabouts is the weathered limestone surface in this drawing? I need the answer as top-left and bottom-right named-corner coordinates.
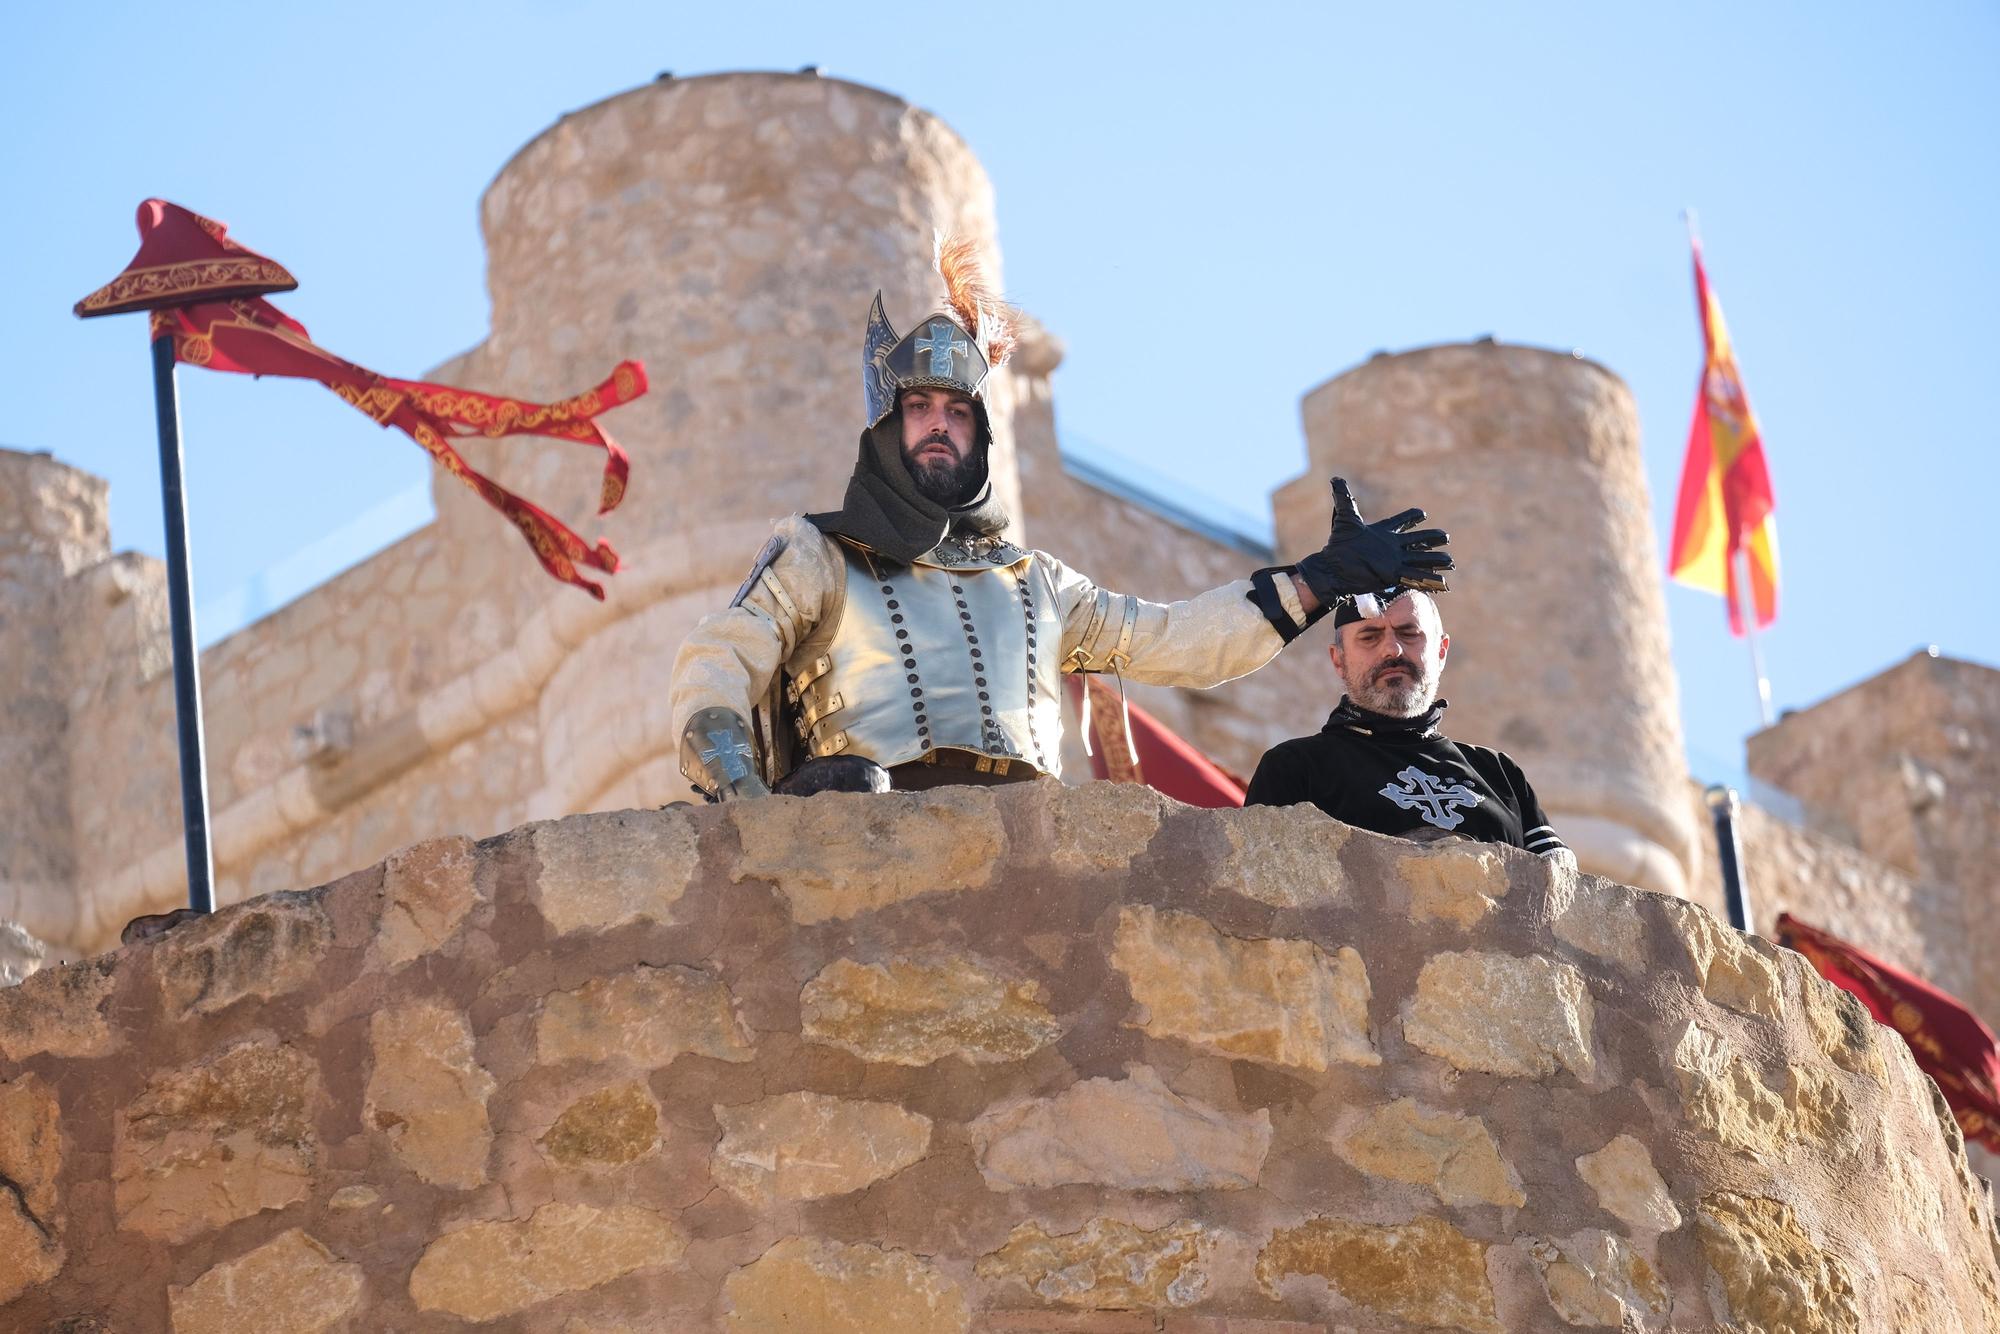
top-left (1112, 905), bottom-right (1376, 1071)
top-left (113, 1040), bottom-right (318, 1244)
top-left (800, 953), bottom-right (1062, 1066)
top-left (1402, 948), bottom-right (1597, 1080)
top-left (168, 1228), bottom-right (364, 1334)
top-left (970, 1065), bottom-right (1272, 1193)
top-left (409, 1203), bottom-right (688, 1321)
top-left (1335, 1098), bottom-right (1523, 1207)
top-left (713, 1090), bottom-right (932, 1202)
top-left (2, 782), bottom-right (1996, 1330)
top-left (364, 1000), bottom-right (495, 1188)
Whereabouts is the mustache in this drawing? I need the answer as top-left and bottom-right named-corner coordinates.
top-left (1372, 657), bottom-right (1421, 683)
top-left (917, 431), bottom-right (955, 450)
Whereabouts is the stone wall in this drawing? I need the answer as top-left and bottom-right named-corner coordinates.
top-left (4, 784), bottom-right (1996, 1331)
top-left (1748, 651), bottom-right (2000, 1026)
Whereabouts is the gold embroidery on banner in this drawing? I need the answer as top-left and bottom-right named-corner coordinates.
top-left (402, 383), bottom-right (608, 437)
top-left (613, 364), bottom-right (638, 399)
top-left (331, 382), bottom-right (406, 424)
top-left (76, 258), bottom-right (293, 312)
top-left (179, 334), bottom-right (214, 366)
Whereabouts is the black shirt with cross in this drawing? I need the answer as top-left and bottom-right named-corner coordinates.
top-left (1244, 700), bottom-right (1567, 858)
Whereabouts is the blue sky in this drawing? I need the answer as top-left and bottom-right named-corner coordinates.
top-left (5, 2), bottom-right (1995, 792)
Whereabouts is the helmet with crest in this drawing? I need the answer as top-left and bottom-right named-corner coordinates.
top-left (862, 235), bottom-right (1017, 431)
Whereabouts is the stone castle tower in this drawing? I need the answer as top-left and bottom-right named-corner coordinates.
top-left (1, 71), bottom-right (1991, 1032)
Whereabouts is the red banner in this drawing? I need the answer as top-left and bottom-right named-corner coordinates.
top-left (1777, 913), bottom-right (2000, 1153)
top-left (1067, 676), bottom-right (1246, 809)
top-left (79, 201), bottom-right (643, 598)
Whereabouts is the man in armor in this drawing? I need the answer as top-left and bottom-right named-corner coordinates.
top-left (669, 239), bottom-right (1454, 800)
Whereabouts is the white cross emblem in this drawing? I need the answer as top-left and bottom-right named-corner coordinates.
top-left (1379, 765), bottom-right (1485, 831)
top-left (915, 320), bottom-right (968, 378)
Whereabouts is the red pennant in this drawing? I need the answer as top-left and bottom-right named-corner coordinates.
top-left (77, 201), bottom-right (643, 598)
top-left (1778, 913), bottom-right (2000, 1153)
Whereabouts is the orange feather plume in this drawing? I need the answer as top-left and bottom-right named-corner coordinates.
top-left (935, 233), bottom-right (1017, 369)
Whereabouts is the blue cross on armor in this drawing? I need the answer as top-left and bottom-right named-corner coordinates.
top-left (915, 320), bottom-right (969, 378)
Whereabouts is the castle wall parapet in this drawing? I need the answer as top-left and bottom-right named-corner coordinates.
top-left (3, 784), bottom-right (1994, 1329)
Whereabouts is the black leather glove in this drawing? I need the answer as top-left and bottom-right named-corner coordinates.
top-left (1294, 477), bottom-right (1452, 601)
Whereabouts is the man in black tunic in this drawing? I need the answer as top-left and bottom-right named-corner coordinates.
top-left (1244, 589), bottom-right (1572, 865)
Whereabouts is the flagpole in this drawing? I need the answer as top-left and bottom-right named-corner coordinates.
top-left (1734, 547), bottom-right (1775, 729)
top-left (150, 330), bottom-right (217, 915)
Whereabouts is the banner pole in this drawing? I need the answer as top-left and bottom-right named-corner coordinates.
top-left (150, 330), bottom-right (217, 914)
top-left (1705, 785), bottom-right (1754, 934)
top-left (1735, 547), bottom-right (1775, 729)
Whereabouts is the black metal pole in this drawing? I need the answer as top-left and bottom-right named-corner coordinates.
top-left (1705, 784), bottom-right (1751, 934)
top-left (150, 332), bottom-right (216, 914)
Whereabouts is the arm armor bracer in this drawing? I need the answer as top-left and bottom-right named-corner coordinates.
top-left (680, 707), bottom-right (773, 801)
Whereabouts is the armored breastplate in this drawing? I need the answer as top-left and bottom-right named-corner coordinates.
top-left (788, 537), bottom-right (1067, 777)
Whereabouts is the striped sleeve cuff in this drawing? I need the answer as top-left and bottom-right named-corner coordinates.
top-left (1524, 824), bottom-right (1568, 854)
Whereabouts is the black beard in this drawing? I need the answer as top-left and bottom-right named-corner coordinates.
top-left (909, 451), bottom-right (979, 507)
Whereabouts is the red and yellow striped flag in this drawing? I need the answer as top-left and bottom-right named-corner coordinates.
top-left (1668, 238), bottom-right (1778, 633)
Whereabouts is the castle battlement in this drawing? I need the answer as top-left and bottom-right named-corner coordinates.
top-left (2, 785), bottom-right (1994, 1329)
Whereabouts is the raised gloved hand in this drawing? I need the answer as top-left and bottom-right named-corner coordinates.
top-left (1294, 477), bottom-right (1452, 601)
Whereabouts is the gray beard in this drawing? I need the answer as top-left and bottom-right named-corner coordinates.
top-left (1348, 665), bottom-right (1437, 717)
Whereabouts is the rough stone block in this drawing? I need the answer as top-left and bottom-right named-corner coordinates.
top-left (1212, 803), bottom-right (1349, 907)
top-left (371, 833), bottom-right (479, 967)
top-left (1661, 897), bottom-right (1784, 1022)
top-left (1574, 1133), bottom-right (1681, 1234)
top-left (975, 1217), bottom-right (1216, 1309)
top-left (801, 953), bottom-right (1062, 1066)
top-left (731, 788), bottom-right (1003, 922)
top-left (151, 891), bottom-right (331, 1020)
top-left (167, 1228), bottom-right (364, 1334)
top-left (113, 1040), bottom-right (316, 1243)
top-left (1697, 1192), bottom-right (1860, 1332)
top-left (1402, 846), bottom-right (1509, 928)
top-left (409, 1202), bottom-right (687, 1321)
top-left (713, 1090), bottom-right (932, 1202)
top-left (970, 1065), bottom-right (1271, 1192)
top-left (1043, 781), bottom-right (1166, 871)
top-left (364, 1000), bottom-right (495, 1189)
top-left (540, 1081), bottom-right (660, 1168)
top-left (0, 1073), bottom-right (62, 1304)
top-left (1112, 906), bottom-right (1377, 1071)
top-left (1549, 869), bottom-right (1646, 972)
top-left (723, 1236), bottom-right (970, 1333)
top-left (0, 957), bottom-right (117, 1060)
top-left (1670, 1021), bottom-right (1788, 1156)
top-left (1796, 961), bottom-right (1888, 1082)
top-left (1335, 1097), bottom-right (1523, 1207)
top-left (535, 962), bottom-right (754, 1067)
top-left (1255, 1214), bottom-right (1500, 1334)
top-left (532, 807), bottom-right (699, 934)
top-left (1403, 950), bottom-right (1597, 1080)
top-left (1528, 1229), bottom-right (1670, 1328)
